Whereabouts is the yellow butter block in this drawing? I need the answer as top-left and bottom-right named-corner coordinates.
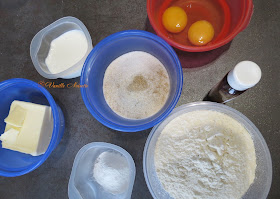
top-left (4, 105), bottom-right (26, 127)
top-left (0, 100), bottom-right (53, 156)
top-left (0, 128), bottom-right (19, 146)
top-left (4, 123), bottom-right (21, 132)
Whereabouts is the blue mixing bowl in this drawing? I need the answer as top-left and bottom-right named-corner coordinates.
top-left (80, 30), bottom-right (183, 132)
top-left (0, 78), bottom-right (65, 177)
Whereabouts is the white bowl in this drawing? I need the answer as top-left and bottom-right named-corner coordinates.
top-left (143, 102), bottom-right (272, 199)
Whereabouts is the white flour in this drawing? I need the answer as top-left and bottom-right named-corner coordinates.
top-left (103, 51), bottom-right (170, 119)
top-left (93, 151), bottom-right (130, 194)
top-left (155, 110), bottom-right (256, 199)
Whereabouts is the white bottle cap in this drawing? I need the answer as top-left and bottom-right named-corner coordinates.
top-left (227, 61), bottom-right (262, 91)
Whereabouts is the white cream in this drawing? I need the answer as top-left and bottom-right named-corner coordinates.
top-left (0, 100), bottom-right (54, 156)
top-left (45, 30), bottom-right (88, 74)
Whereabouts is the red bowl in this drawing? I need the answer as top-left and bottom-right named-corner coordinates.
top-left (147, 0), bottom-right (254, 52)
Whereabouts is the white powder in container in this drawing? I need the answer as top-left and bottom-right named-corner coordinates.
top-left (103, 51), bottom-right (170, 119)
top-left (93, 151), bottom-right (130, 195)
top-left (155, 110), bottom-right (257, 199)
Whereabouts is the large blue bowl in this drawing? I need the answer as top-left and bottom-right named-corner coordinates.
top-left (80, 30), bottom-right (183, 132)
top-left (0, 78), bottom-right (65, 177)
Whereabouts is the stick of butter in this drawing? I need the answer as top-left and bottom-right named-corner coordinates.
top-left (0, 100), bottom-right (54, 156)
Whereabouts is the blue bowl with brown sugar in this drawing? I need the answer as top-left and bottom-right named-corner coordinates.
top-left (80, 30), bottom-right (183, 132)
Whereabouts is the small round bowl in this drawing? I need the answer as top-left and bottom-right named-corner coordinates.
top-left (147, 0), bottom-right (254, 52)
top-left (30, 16), bottom-right (93, 79)
top-left (80, 30), bottom-right (183, 132)
top-left (0, 78), bottom-right (65, 177)
top-left (68, 142), bottom-right (136, 199)
top-left (143, 102), bottom-right (272, 199)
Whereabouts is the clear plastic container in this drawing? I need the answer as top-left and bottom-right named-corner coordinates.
top-left (30, 16), bottom-right (93, 79)
top-left (68, 142), bottom-right (136, 199)
top-left (143, 102), bottom-right (272, 199)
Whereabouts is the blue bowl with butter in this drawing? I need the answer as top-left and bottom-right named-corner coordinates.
top-left (0, 78), bottom-right (65, 177)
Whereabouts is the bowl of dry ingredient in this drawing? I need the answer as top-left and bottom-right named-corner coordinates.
top-left (80, 30), bottom-right (183, 132)
top-left (68, 142), bottom-right (135, 199)
top-left (143, 102), bottom-right (272, 199)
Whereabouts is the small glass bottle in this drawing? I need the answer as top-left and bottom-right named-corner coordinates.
top-left (203, 61), bottom-right (262, 103)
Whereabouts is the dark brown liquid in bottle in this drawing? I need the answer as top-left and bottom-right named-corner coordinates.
top-left (203, 73), bottom-right (245, 103)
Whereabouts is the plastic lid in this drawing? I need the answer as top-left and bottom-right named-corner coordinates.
top-left (227, 61), bottom-right (262, 91)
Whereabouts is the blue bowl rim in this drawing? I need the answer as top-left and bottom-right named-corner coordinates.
top-left (0, 78), bottom-right (61, 177)
top-left (80, 30), bottom-right (183, 132)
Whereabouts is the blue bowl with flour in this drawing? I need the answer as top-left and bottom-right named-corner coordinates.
top-left (80, 30), bottom-right (183, 132)
top-left (0, 78), bottom-right (65, 177)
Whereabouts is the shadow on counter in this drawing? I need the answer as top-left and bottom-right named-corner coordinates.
top-left (145, 18), bottom-right (232, 70)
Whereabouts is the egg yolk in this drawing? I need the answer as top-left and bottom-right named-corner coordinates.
top-left (188, 20), bottom-right (215, 46)
top-left (162, 6), bottom-right (188, 33)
